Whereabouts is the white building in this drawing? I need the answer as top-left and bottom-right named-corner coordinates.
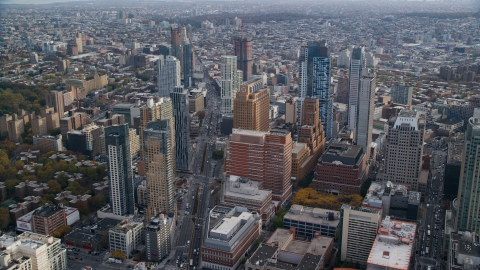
top-left (355, 72), bottom-right (376, 157)
top-left (42, 42), bottom-right (67, 54)
top-left (220, 55), bottom-right (241, 115)
top-left (109, 219), bottom-right (143, 257)
top-left (158, 56), bottom-right (181, 98)
top-left (0, 232), bottom-right (67, 270)
top-left (348, 47), bottom-right (365, 134)
top-left (365, 52), bottom-right (379, 67)
top-left (338, 49), bottom-right (351, 68)
top-left (144, 214), bottom-right (175, 262)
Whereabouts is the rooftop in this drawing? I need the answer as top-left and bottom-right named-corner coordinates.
top-left (32, 204), bottom-right (64, 218)
top-left (367, 216), bottom-right (417, 270)
top-left (284, 204), bottom-right (340, 228)
top-left (322, 143), bottom-right (363, 166)
top-left (225, 175), bottom-right (271, 202)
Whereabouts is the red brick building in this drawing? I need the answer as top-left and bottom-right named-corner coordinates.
top-left (32, 204), bottom-right (67, 236)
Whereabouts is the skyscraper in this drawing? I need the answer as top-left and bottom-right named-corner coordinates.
top-left (454, 109), bottom-right (480, 234)
top-left (105, 124), bottom-right (135, 216)
top-left (158, 56), bottom-right (181, 97)
top-left (233, 36), bottom-right (253, 81)
top-left (170, 25), bottom-right (181, 64)
top-left (181, 25), bottom-right (194, 87)
top-left (143, 119), bottom-right (175, 220)
top-left (383, 110), bottom-right (425, 191)
top-left (355, 72), bottom-right (376, 157)
top-left (348, 47), bottom-right (365, 134)
top-left (233, 79), bottom-right (270, 132)
top-left (46, 90), bottom-right (65, 119)
top-left (220, 56), bottom-right (241, 115)
top-left (298, 97), bottom-right (326, 161)
top-left (298, 42), bottom-right (333, 139)
top-left (170, 86), bottom-right (190, 171)
top-left (226, 129), bottom-right (292, 204)
top-left (391, 83), bottom-right (413, 106)
top-left (75, 32), bottom-right (83, 54)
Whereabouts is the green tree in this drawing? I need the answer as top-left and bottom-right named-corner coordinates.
top-left (13, 160), bottom-right (24, 171)
top-left (4, 179), bottom-right (20, 196)
top-left (49, 127), bottom-right (61, 136)
top-left (0, 208), bottom-right (10, 230)
top-left (65, 181), bottom-right (82, 195)
top-left (47, 180), bottom-right (62, 194)
top-left (55, 172), bottom-right (69, 189)
top-left (0, 151), bottom-right (9, 167)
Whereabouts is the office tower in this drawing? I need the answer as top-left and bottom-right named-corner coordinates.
top-left (348, 47), bottom-right (365, 134)
top-left (384, 110), bottom-right (425, 191)
top-left (158, 56), bottom-right (181, 97)
top-left (298, 97), bottom-right (326, 160)
top-left (170, 87), bottom-right (190, 171)
top-left (145, 214), bottom-right (175, 262)
top-left (233, 36), bottom-right (253, 81)
top-left (454, 109), bottom-right (480, 234)
top-left (233, 79), bottom-right (269, 132)
top-left (31, 116), bottom-right (47, 136)
top-left (298, 42), bottom-right (333, 139)
top-left (46, 90), bottom-right (65, 119)
top-left (104, 124), bottom-right (135, 216)
top-left (170, 25), bottom-right (182, 65)
top-left (338, 49), bottom-right (351, 68)
top-left (220, 55), bottom-right (241, 115)
top-left (226, 129), bottom-right (292, 204)
top-left (340, 205), bottom-right (381, 264)
top-left (75, 32), bottom-right (83, 54)
top-left (143, 119), bottom-right (175, 220)
top-left (355, 72), bottom-right (376, 156)
top-left (391, 83), bottom-right (413, 106)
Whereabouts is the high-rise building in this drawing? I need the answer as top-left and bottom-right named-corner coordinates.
top-left (181, 25), bottom-right (194, 88)
top-left (170, 87), bottom-right (190, 171)
top-left (41, 107), bottom-right (60, 132)
top-left (336, 76), bottom-right (349, 104)
top-left (0, 232), bottom-right (67, 270)
top-left (348, 47), bottom-right (365, 134)
top-left (75, 32), bottom-right (83, 54)
top-left (31, 116), bottom-right (47, 136)
top-left (67, 124), bottom-right (103, 159)
top-left (31, 204), bottom-right (67, 236)
top-left (355, 72), bottom-right (376, 157)
top-left (46, 91), bottom-right (65, 119)
top-left (298, 42), bottom-right (333, 139)
top-left (338, 49), bottom-right (351, 68)
top-left (383, 110), bottom-right (425, 191)
top-left (340, 205), bottom-right (381, 264)
top-left (391, 83), bottom-right (413, 106)
top-left (233, 79), bottom-right (269, 132)
top-left (8, 114), bottom-right (24, 142)
top-left (226, 129), bottom-right (293, 204)
top-left (454, 109), bottom-right (480, 234)
top-left (158, 56), bottom-right (181, 97)
top-left (220, 56), bottom-right (241, 115)
top-left (143, 119), bottom-right (175, 220)
top-left (298, 97), bottom-right (326, 161)
top-left (144, 213), bottom-right (175, 262)
top-left (104, 124), bottom-right (135, 216)
top-left (233, 36), bottom-right (253, 81)
top-left (170, 25), bottom-right (182, 66)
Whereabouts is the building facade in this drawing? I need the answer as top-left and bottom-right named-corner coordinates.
top-left (220, 56), bottom-right (241, 115)
top-left (109, 219), bottom-right (143, 257)
top-left (283, 204), bottom-right (340, 238)
top-left (391, 84), bottom-right (413, 106)
top-left (158, 56), bottom-right (181, 98)
top-left (143, 120), bottom-right (175, 220)
top-left (144, 214), bottom-right (175, 262)
top-left (348, 47), bottom-right (365, 135)
top-left (233, 79), bottom-right (269, 132)
top-left (355, 72), bottom-right (376, 157)
top-left (233, 36), bottom-right (253, 81)
top-left (104, 124), bottom-right (135, 216)
top-left (31, 204), bottom-right (67, 236)
top-left (383, 110), bottom-right (425, 191)
top-left (170, 87), bottom-right (190, 171)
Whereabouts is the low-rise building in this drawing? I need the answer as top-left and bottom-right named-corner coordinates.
top-left (202, 206), bottom-right (261, 270)
top-left (283, 204), bottom-right (340, 238)
top-left (245, 228), bottom-right (334, 270)
top-left (109, 219), bottom-right (144, 257)
top-left (31, 204), bottom-right (67, 236)
top-left (33, 135), bottom-right (64, 152)
top-left (221, 176), bottom-right (275, 225)
top-left (367, 216), bottom-right (417, 270)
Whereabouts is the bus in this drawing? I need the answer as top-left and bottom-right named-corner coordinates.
top-left (190, 259), bottom-right (193, 267)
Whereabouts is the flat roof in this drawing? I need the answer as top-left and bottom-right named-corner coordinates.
top-left (367, 216), bottom-right (417, 270)
top-left (284, 205), bottom-right (340, 228)
top-left (225, 176), bottom-right (271, 202)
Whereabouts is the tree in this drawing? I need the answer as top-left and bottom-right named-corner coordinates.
top-left (0, 151), bottom-right (9, 167)
top-left (52, 225), bottom-right (72, 238)
top-left (47, 180), bottom-right (62, 194)
top-left (111, 250), bottom-right (126, 259)
top-left (49, 127), bottom-right (61, 136)
top-left (13, 160), bottom-right (24, 171)
top-left (4, 179), bottom-right (20, 196)
top-left (0, 208), bottom-right (10, 230)
top-left (65, 181), bottom-right (83, 195)
top-left (55, 172), bottom-right (69, 189)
